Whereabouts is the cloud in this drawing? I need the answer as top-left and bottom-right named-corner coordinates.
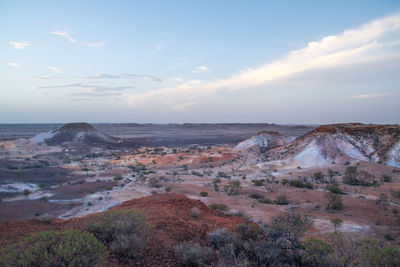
top-left (35, 82), bottom-right (135, 92)
top-left (65, 92), bottom-right (122, 97)
top-left (83, 73), bottom-right (162, 82)
top-left (32, 76), bottom-right (59, 80)
top-left (51, 30), bottom-right (76, 42)
top-left (48, 66), bottom-right (63, 74)
top-left (193, 65), bottom-right (209, 73)
top-left (9, 41), bottom-right (31, 50)
top-left (128, 13), bottom-right (400, 109)
top-left (348, 93), bottom-right (389, 99)
top-left (8, 62), bottom-right (22, 67)
top-left (83, 41), bottom-right (105, 47)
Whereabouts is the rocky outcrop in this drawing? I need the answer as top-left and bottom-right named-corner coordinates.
top-left (235, 131), bottom-right (287, 151)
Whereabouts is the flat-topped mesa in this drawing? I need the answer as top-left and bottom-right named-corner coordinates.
top-left (30, 122), bottom-right (131, 147)
top-left (58, 122), bottom-right (95, 132)
top-left (311, 123), bottom-right (400, 136)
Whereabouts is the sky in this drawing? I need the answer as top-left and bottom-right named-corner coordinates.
top-left (1, 0), bottom-right (400, 124)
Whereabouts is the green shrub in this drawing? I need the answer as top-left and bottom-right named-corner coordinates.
top-left (1, 230), bottom-right (107, 266)
top-left (113, 175), bottom-right (123, 181)
top-left (281, 178), bottom-right (289, 185)
top-left (225, 180), bottom-right (242, 195)
top-left (326, 185), bottom-right (342, 194)
top-left (249, 193), bottom-right (262, 199)
top-left (325, 192), bottom-right (343, 210)
top-left (209, 203), bottom-right (228, 211)
top-left (302, 237), bottom-right (332, 266)
top-left (258, 198), bottom-right (272, 204)
top-left (175, 243), bottom-right (213, 266)
top-left (200, 191), bottom-right (208, 197)
top-left (290, 179), bottom-right (306, 188)
top-left (382, 175), bottom-right (392, 182)
top-left (88, 209), bottom-right (151, 259)
top-left (165, 187), bottom-right (171, 192)
top-left (276, 195), bottom-right (289, 205)
top-left (252, 179), bottom-right (264, 186)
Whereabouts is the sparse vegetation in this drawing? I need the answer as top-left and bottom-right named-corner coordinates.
top-left (1, 230), bottom-right (108, 266)
top-left (325, 192), bottom-right (343, 210)
top-left (88, 209), bottom-right (151, 259)
top-left (276, 194), bottom-right (289, 205)
top-left (258, 197), bottom-right (272, 204)
top-left (224, 180), bottom-right (241, 195)
top-left (209, 203), bottom-right (228, 211)
top-left (200, 191), bottom-right (208, 197)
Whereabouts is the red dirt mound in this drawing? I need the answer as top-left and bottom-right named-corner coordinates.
top-left (0, 193), bottom-right (244, 266)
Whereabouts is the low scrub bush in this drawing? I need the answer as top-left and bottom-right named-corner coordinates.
top-left (258, 198), bottom-right (272, 204)
top-left (252, 179), bottom-right (264, 186)
top-left (209, 203), bottom-right (228, 211)
top-left (326, 185), bottom-right (342, 194)
top-left (249, 193), bottom-right (262, 199)
top-left (175, 243), bottom-right (213, 266)
top-left (224, 180), bottom-right (242, 195)
top-left (1, 230), bottom-right (107, 266)
top-left (88, 209), bottom-right (151, 259)
top-left (276, 195), bottom-right (289, 205)
top-left (325, 192), bottom-right (343, 210)
top-left (200, 191), bottom-right (208, 197)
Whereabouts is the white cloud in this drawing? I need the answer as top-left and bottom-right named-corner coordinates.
top-left (8, 62), bottom-right (22, 67)
top-left (128, 13), bottom-right (400, 109)
top-left (48, 66), bottom-right (63, 74)
top-left (348, 93), bottom-right (389, 99)
top-left (83, 41), bottom-right (105, 47)
top-left (51, 30), bottom-right (76, 42)
top-left (193, 65), bottom-right (209, 73)
top-left (9, 41), bottom-right (31, 50)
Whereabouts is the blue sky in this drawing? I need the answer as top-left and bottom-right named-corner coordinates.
top-left (1, 0), bottom-right (400, 123)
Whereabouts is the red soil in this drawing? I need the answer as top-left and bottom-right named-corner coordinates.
top-left (0, 193), bottom-right (244, 266)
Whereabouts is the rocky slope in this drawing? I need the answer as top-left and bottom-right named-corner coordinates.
top-left (258, 123), bottom-right (400, 168)
top-left (234, 131), bottom-right (287, 151)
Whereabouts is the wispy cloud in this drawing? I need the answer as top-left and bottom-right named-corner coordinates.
top-left (65, 92), bottom-right (122, 97)
top-left (193, 65), bottom-right (209, 73)
top-left (83, 41), bottom-right (105, 47)
top-left (8, 62), bottom-right (22, 67)
top-left (9, 41), bottom-right (31, 50)
top-left (128, 13), bottom-right (400, 109)
top-left (32, 76), bottom-right (59, 81)
top-left (35, 82), bottom-right (135, 92)
top-left (51, 30), bottom-right (76, 42)
top-left (348, 93), bottom-right (389, 99)
top-left (83, 73), bottom-right (162, 82)
top-left (48, 66), bottom-right (63, 74)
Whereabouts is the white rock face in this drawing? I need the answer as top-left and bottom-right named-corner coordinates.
top-left (30, 131), bottom-right (56, 144)
top-left (235, 132), bottom-right (286, 151)
top-left (293, 141), bottom-right (331, 168)
top-left (387, 142), bottom-right (400, 167)
top-left (0, 182), bottom-right (39, 193)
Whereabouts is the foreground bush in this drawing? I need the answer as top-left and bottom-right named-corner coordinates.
top-left (1, 230), bottom-right (108, 267)
top-left (175, 243), bottom-right (213, 266)
top-left (88, 209), bottom-right (151, 259)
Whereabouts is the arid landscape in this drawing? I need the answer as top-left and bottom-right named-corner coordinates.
top-left (1, 122), bottom-right (399, 265)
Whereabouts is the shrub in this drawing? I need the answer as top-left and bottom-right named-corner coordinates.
top-left (209, 203), bottom-right (228, 211)
top-left (190, 207), bottom-right (201, 218)
top-left (249, 193), bottom-right (262, 199)
top-left (305, 181), bottom-right (314, 189)
top-left (165, 187), bottom-right (171, 192)
top-left (200, 191), bottom-right (208, 197)
top-left (148, 177), bottom-right (161, 188)
top-left (258, 198), bottom-right (272, 204)
top-left (302, 237), bottom-right (332, 266)
top-left (281, 178), bottom-right (289, 185)
top-left (191, 171), bottom-right (203, 177)
top-left (276, 195), bottom-right (289, 205)
top-left (1, 230), bottom-right (108, 266)
top-left (175, 243), bottom-right (213, 266)
top-left (22, 189), bottom-right (31, 197)
top-left (325, 192), bottom-right (343, 210)
top-left (252, 179), bottom-right (264, 186)
top-left (37, 213), bottom-right (55, 224)
top-left (290, 179), bottom-right (305, 188)
top-left (225, 180), bottom-right (242, 195)
top-left (88, 209), bottom-right (151, 259)
top-left (382, 175), bottom-right (392, 182)
top-left (313, 172), bottom-right (325, 183)
top-left (218, 171), bottom-right (228, 178)
top-left (113, 175), bottom-right (123, 181)
top-left (326, 185), bottom-right (342, 194)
